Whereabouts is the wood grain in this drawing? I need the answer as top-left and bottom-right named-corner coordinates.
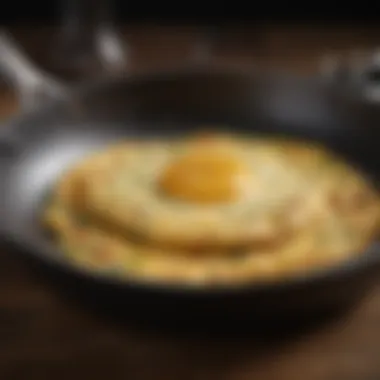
top-left (1, 24), bottom-right (380, 380)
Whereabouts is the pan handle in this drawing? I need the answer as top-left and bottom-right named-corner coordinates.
top-left (0, 31), bottom-right (68, 112)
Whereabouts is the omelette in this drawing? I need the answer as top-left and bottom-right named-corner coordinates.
top-left (43, 133), bottom-right (380, 286)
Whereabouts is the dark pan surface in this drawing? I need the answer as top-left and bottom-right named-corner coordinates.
top-left (2, 67), bottom-right (380, 322)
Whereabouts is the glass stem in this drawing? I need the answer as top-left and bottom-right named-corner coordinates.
top-left (54, 0), bottom-right (126, 78)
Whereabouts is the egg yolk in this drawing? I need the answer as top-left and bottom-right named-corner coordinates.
top-left (159, 144), bottom-right (250, 204)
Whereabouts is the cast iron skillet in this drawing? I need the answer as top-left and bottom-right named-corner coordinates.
top-left (1, 33), bottom-right (380, 325)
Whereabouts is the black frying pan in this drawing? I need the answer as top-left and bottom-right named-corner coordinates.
top-left (1, 33), bottom-right (380, 326)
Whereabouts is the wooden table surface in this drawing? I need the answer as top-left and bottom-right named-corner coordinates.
top-left (2, 24), bottom-right (380, 380)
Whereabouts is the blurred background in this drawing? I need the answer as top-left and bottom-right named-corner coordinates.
top-left (0, 1), bottom-right (377, 25)
top-left (2, 1), bottom-right (380, 87)
top-left (1, 2), bottom-right (380, 133)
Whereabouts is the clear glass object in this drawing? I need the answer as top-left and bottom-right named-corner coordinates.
top-left (49, 0), bottom-right (128, 80)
